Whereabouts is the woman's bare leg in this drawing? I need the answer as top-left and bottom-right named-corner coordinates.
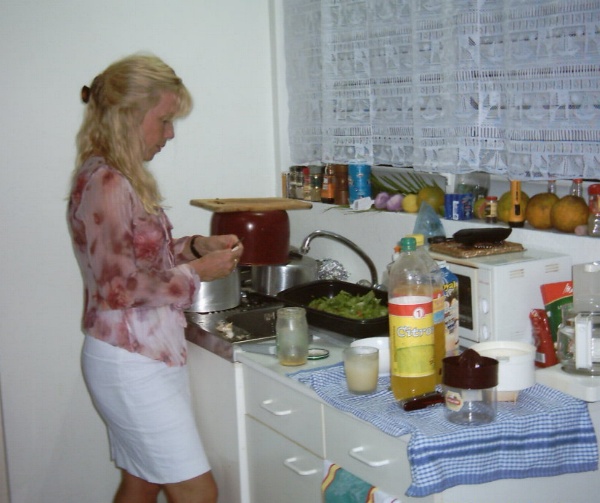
top-left (163, 470), bottom-right (218, 503)
top-left (113, 469), bottom-right (162, 503)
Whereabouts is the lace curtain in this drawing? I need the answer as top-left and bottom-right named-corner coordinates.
top-left (283, 0), bottom-right (600, 180)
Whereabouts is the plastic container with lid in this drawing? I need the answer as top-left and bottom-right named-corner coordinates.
top-left (442, 349), bottom-right (499, 425)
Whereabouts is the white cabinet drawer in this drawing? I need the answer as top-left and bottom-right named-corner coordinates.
top-left (247, 417), bottom-right (323, 502)
top-left (324, 406), bottom-right (433, 502)
top-left (244, 365), bottom-right (324, 457)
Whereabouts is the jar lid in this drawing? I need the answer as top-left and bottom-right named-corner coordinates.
top-left (443, 349), bottom-right (498, 389)
top-left (588, 184), bottom-right (600, 196)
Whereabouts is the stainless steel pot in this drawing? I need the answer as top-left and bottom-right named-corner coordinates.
top-left (251, 253), bottom-right (318, 296)
top-left (187, 268), bottom-right (241, 313)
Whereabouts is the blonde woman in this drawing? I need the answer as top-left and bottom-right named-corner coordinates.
top-left (68, 54), bottom-right (241, 503)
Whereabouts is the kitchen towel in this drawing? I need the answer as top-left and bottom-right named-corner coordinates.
top-left (289, 362), bottom-right (598, 497)
top-left (322, 461), bottom-right (399, 503)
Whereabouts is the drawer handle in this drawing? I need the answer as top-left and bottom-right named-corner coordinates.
top-left (260, 399), bottom-right (292, 416)
top-left (283, 457), bottom-right (318, 476)
top-left (349, 446), bottom-right (391, 467)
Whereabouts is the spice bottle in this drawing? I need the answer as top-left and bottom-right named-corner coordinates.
top-left (333, 164), bottom-right (349, 205)
top-left (508, 180), bottom-right (525, 228)
top-left (388, 237), bottom-right (436, 401)
top-left (588, 184), bottom-right (600, 237)
top-left (547, 179), bottom-right (557, 194)
top-left (484, 196), bottom-right (498, 223)
top-left (321, 164), bottom-right (336, 204)
top-left (302, 167), bottom-right (312, 201)
top-left (570, 178), bottom-right (584, 198)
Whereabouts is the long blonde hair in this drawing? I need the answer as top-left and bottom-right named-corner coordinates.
top-left (74, 54), bottom-right (192, 213)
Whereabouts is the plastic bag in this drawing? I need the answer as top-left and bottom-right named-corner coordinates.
top-left (413, 202), bottom-right (446, 241)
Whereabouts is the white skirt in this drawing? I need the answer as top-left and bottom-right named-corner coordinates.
top-left (81, 335), bottom-right (210, 484)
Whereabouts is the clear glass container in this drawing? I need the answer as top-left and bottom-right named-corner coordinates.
top-left (455, 172), bottom-right (490, 200)
top-left (443, 385), bottom-right (497, 425)
top-left (442, 349), bottom-right (498, 425)
top-left (276, 307), bottom-right (309, 366)
top-left (557, 305), bottom-right (600, 376)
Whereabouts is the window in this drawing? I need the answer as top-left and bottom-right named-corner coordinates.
top-left (284, 0), bottom-right (600, 180)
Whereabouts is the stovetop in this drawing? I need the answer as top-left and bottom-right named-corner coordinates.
top-left (185, 290), bottom-right (284, 344)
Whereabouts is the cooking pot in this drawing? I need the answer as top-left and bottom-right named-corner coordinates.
top-left (251, 252), bottom-right (318, 296)
top-left (186, 268), bottom-right (241, 313)
top-left (210, 210), bottom-right (290, 266)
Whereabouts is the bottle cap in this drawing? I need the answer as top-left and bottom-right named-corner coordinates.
top-left (405, 233), bottom-right (425, 246)
top-left (588, 184), bottom-right (600, 196)
top-left (400, 237), bottom-right (416, 251)
top-left (443, 349), bottom-right (498, 389)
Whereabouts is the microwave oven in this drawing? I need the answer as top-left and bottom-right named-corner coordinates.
top-left (429, 249), bottom-right (571, 348)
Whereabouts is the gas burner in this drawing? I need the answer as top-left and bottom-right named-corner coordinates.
top-left (185, 290), bottom-right (284, 344)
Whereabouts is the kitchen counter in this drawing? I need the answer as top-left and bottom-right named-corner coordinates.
top-left (186, 317), bottom-right (600, 502)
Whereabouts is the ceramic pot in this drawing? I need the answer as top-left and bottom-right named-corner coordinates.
top-left (210, 210), bottom-right (290, 266)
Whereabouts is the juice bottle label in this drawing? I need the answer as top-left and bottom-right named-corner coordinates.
top-left (389, 296), bottom-right (434, 378)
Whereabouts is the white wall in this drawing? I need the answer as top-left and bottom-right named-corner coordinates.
top-left (0, 1), bottom-right (279, 501)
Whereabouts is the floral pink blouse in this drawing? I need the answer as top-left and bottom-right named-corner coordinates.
top-left (67, 157), bottom-right (199, 366)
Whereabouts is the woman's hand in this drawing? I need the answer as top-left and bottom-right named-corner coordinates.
top-left (189, 236), bottom-right (244, 281)
top-left (190, 234), bottom-right (240, 257)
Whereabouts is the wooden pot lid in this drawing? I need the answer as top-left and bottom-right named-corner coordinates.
top-left (190, 197), bottom-right (313, 213)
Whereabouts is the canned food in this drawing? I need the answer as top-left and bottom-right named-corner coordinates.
top-left (348, 164), bottom-right (372, 203)
top-left (444, 193), bottom-right (474, 221)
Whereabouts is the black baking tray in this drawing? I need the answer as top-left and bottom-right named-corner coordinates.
top-left (276, 280), bottom-right (388, 338)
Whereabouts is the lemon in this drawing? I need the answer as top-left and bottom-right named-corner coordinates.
top-left (402, 193), bottom-right (419, 213)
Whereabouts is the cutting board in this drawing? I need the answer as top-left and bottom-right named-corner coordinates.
top-left (429, 240), bottom-right (525, 258)
top-left (190, 197), bottom-right (313, 212)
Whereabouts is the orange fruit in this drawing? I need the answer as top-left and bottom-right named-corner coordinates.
top-left (417, 185), bottom-right (445, 215)
top-left (497, 190), bottom-right (529, 223)
top-left (525, 192), bottom-right (559, 229)
top-left (550, 195), bottom-right (590, 233)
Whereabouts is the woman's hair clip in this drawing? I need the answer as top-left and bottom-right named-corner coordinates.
top-left (81, 85), bottom-right (91, 104)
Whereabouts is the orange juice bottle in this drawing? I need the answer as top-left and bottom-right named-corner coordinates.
top-left (388, 237), bottom-right (436, 401)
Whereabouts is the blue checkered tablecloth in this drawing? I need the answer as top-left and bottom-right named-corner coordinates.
top-left (289, 362), bottom-right (598, 497)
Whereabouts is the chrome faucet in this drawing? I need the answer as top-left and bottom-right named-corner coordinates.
top-left (299, 230), bottom-right (382, 289)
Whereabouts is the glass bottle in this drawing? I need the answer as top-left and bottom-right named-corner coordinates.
top-left (321, 164), bottom-right (336, 204)
top-left (547, 179), bottom-right (557, 194)
top-left (302, 167), bottom-right (312, 201)
top-left (570, 178), bottom-right (584, 198)
top-left (388, 237), bottom-right (436, 401)
top-left (588, 184), bottom-right (600, 237)
top-left (455, 172), bottom-right (490, 200)
top-left (333, 164), bottom-right (349, 205)
top-left (484, 196), bottom-right (498, 223)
